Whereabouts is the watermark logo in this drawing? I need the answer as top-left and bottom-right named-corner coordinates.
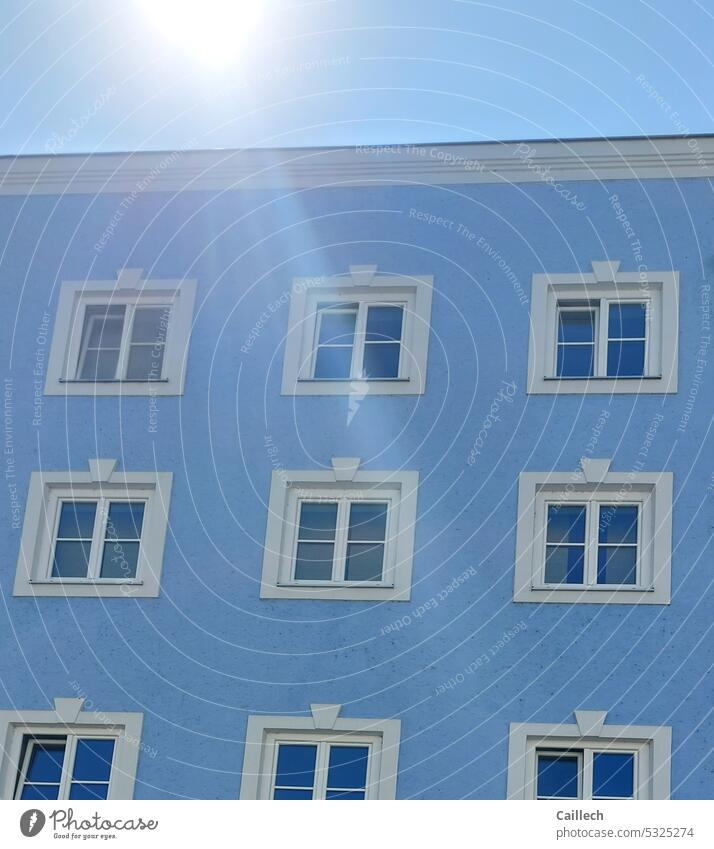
top-left (20, 809), bottom-right (46, 837)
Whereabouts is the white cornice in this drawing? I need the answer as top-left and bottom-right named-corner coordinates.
top-left (0, 135), bottom-right (712, 195)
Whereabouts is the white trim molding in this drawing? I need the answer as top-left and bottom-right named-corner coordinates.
top-left (45, 268), bottom-right (197, 396)
top-left (14, 459), bottom-right (173, 597)
top-left (514, 459), bottom-right (673, 604)
top-left (260, 457), bottom-right (419, 601)
top-left (507, 710), bottom-right (671, 800)
top-left (239, 704), bottom-right (401, 800)
top-left (527, 261), bottom-right (679, 394)
top-left (0, 698), bottom-right (143, 800)
top-left (281, 266), bottom-right (433, 396)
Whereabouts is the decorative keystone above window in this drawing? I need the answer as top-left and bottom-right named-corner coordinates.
top-left (281, 265), bottom-right (433, 395)
top-left (514, 459), bottom-right (673, 604)
top-left (239, 704), bottom-right (401, 800)
top-left (260, 457), bottom-right (419, 601)
top-left (0, 698), bottom-right (143, 800)
top-left (507, 710), bottom-right (671, 800)
top-left (45, 268), bottom-right (197, 396)
top-left (14, 460), bottom-right (172, 597)
top-left (527, 261), bottom-right (679, 393)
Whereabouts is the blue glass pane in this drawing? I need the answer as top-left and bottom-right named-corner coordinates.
top-left (557, 344), bottom-right (594, 377)
top-left (537, 754), bottom-right (579, 798)
top-left (69, 782), bottom-right (109, 800)
top-left (547, 505), bottom-right (586, 544)
top-left (106, 502), bottom-right (145, 540)
top-left (545, 546), bottom-right (585, 584)
top-left (83, 305), bottom-right (125, 348)
top-left (295, 542), bottom-right (334, 580)
top-left (327, 746), bottom-right (369, 790)
top-left (366, 306), bottom-right (403, 342)
top-left (348, 503), bottom-right (388, 541)
top-left (273, 788), bottom-right (314, 799)
top-left (58, 502), bottom-right (97, 539)
top-left (608, 303), bottom-right (646, 338)
top-left (275, 744), bottom-right (317, 789)
top-left (607, 340), bottom-right (645, 377)
top-left (599, 506), bottom-right (638, 544)
top-left (79, 348), bottom-right (121, 380)
top-left (52, 541), bottom-right (91, 578)
top-left (72, 739), bottom-right (115, 782)
top-left (345, 543), bottom-right (384, 581)
top-left (26, 743), bottom-right (66, 782)
top-left (362, 342), bottom-right (401, 378)
top-left (21, 784), bottom-right (60, 800)
top-left (597, 547), bottom-right (637, 585)
top-left (126, 341), bottom-right (164, 380)
top-left (298, 503), bottom-right (338, 541)
top-left (593, 753), bottom-right (634, 798)
top-left (318, 309), bottom-right (356, 345)
top-left (131, 307), bottom-right (169, 344)
top-left (558, 310), bottom-right (594, 343)
top-left (314, 345), bottom-right (353, 378)
top-left (100, 540), bottom-right (140, 579)
top-left (326, 790), bottom-right (366, 800)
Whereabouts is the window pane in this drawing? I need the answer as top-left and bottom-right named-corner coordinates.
top-left (52, 541), bottom-right (92, 578)
top-left (131, 307), bottom-right (170, 344)
top-left (537, 753), bottom-right (580, 798)
top-left (21, 784), bottom-right (60, 800)
top-left (57, 501), bottom-right (97, 539)
top-left (106, 502), bottom-right (145, 540)
top-left (544, 545), bottom-right (585, 584)
top-left (557, 344), bottom-right (594, 377)
top-left (546, 506), bottom-right (586, 545)
top-left (362, 342), bottom-right (401, 378)
top-left (366, 306), bottom-right (403, 342)
top-left (318, 309), bottom-right (356, 345)
top-left (275, 744), bottom-right (317, 789)
top-left (82, 305), bottom-right (125, 348)
top-left (607, 340), bottom-right (645, 377)
top-left (593, 752), bottom-right (634, 798)
top-left (608, 303), bottom-right (646, 338)
top-left (273, 788), bottom-right (314, 800)
top-left (599, 505), bottom-right (638, 544)
top-left (72, 739), bottom-right (115, 782)
top-left (100, 541), bottom-right (140, 579)
top-left (597, 546), bottom-right (637, 585)
top-left (298, 502), bottom-right (337, 541)
top-left (327, 746), bottom-right (369, 790)
top-left (348, 503), bottom-right (388, 542)
top-left (126, 345), bottom-right (163, 380)
top-left (314, 346), bottom-right (353, 378)
top-left (345, 543), bottom-right (385, 582)
top-left (26, 742), bottom-right (66, 783)
top-left (69, 782), bottom-right (109, 800)
top-left (558, 310), bottom-right (594, 343)
top-left (79, 348), bottom-right (121, 380)
top-left (326, 790), bottom-right (366, 800)
top-left (294, 543), bottom-right (334, 581)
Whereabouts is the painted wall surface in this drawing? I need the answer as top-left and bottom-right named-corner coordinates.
top-left (1, 175), bottom-right (713, 798)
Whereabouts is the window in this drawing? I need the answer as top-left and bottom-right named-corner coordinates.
top-left (240, 705), bottom-right (401, 800)
top-left (281, 266), bottom-right (433, 395)
top-left (0, 699), bottom-right (142, 801)
top-left (507, 711), bottom-right (671, 800)
top-left (527, 260), bottom-right (678, 393)
top-left (45, 268), bottom-right (197, 396)
top-left (260, 458), bottom-right (418, 601)
top-left (14, 459), bottom-right (172, 598)
top-left (514, 459), bottom-right (673, 604)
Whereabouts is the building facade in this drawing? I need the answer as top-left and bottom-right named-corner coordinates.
top-left (0, 136), bottom-right (712, 800)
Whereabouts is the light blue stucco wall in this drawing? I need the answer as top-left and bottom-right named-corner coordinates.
top-left (1, 174), bottom-right (713, 798)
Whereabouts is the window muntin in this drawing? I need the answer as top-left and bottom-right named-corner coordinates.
top-left (271, 741), bottom-right (370, 801)
top-left (557, 308), bottom-right (595, 377)
top-left (16, 736), bottom-right (115, 801)
top-left (536, 748), bottom-right (635, 800)
top-left (607, 303), bottom-right (647, 377)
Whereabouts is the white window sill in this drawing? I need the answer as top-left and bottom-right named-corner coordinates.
top-left (30, 579), bottom-right (144, 586)
top-left (533, 584), bottom-right (654, 592)
top-left (542, 375), bottom-right (662, 381)
top-left (278, 581), bottom-right (395, 589)
top-left (59, 378), bottom-right (169, 384)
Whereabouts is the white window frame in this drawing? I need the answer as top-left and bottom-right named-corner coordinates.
top-left (507, 710), bottom-right (671, 800)
top-left (281, 265), bottom-right (433, 395)
top-left (239, 704), bottom-right (400, 800)
top-left (514, 459), bottom-right (673, 604)
top-left (45, 268), bottom-right (197, 396)
top-left (14, 459), bottom-right (172, 598)
top-left (260, 457), bottom-right (418, 601)
top-left (0, 698), bottom-right (143, 800)
top-left (527, 260), bottom-right (678, 394)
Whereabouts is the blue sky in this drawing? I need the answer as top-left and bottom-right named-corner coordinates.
top-left (2, 0), bottom-right (713, 154)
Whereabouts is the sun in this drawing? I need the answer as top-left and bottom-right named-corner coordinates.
top-left (137, 0), bottom-right (266, 70)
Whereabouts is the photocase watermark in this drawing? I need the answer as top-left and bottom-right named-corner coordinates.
top-left (44, 86), bottom-right (117, 153)
top-left (357, 144), bottom-right (485, 173)
top-left (434, 620), bottom-right (528, 695)
top-left (512, 143), bottom-right (587, 210)
top-left (467, 380), bottom-right (517, 465)
top-left (677, 283), bottom-right (710, 434)
top-left (4, 378), bottom-right (22, 530)
top-left (32, 311), bottom-right (50, 427)
top-left (147, 307), bottom-right (171, 434)
top-left (408, 207), bottom-right (478, 240)
top-left (241, 277), bottom-right (325, 353)
top-left (475, 236), bottom-right (528, 306)
top-left (213, 56), bottom-right (351, 98)
top-left (547, 407), bottom-right (610, 509)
